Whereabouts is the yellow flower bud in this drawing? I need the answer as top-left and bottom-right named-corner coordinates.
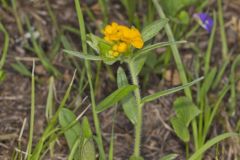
top-left (117, 42), bottom-right (128, 53)
top-left (112, 45), bottom-right (118, 51)
top-left (113, 51), bottom-right (120, 57)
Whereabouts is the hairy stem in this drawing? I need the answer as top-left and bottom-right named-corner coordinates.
top-left (128, 61), bottom-right (143, 157)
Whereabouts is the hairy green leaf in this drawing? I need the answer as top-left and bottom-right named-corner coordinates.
top-left (133, 41), bottom-right (186, 60)
top-left (64, 49), bottom-right (102, 61)
top-left (96, 85), bottom-right (137, 113)
top-left (141, 77), bottom-right (203, 104)
top-left (141, 19), bottom-right (168, 42)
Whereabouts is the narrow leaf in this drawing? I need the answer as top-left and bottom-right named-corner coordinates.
top-left (64, 49), bottom-right (102, 61)
top-left (160, 154), bottom-right (178, 160)
top-left (141, 77), bottom-right (203, 104)
top-left (96, 85), bottom-right (137, 113)
top-left (141, 19), bottom-right (169, 42)
top-left (188, 133), bottom-right (239, 160)
top-left (133, 41), bottom-right (186, 60)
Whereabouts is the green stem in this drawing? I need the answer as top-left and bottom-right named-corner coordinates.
top-left (128, 61), bottom-right (143, 157)
top-left (0, 22), bottom-right (9, 69)
top-left (27, 61), bottom-right (35, 160)
top-left (74, 1), bottom-right (106, 159)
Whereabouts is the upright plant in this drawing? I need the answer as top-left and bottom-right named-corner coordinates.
top-left (65, 16), bottom-right (203, 159)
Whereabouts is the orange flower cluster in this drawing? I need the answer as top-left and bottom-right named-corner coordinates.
top-left (103, 22), bottom-right (144, 58)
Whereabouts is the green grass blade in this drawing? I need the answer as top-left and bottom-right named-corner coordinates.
top-left (152, 0), bottom-right (192, 99)
top-left (159, 154), bottom-right (178, 160)
top-left (25, 17), bottom-right (60, 77)
top-left (217, 0), bottom-right (228, 60)
top-left (31, 71), bottom-right (76, 159)
top-left (11, 60), bottom-right (32, 77)
top-left (45, 77), bottom-right (54, 120)
top-left (229, 55), bottom-right (240, 115)
top-left (204, 11), bottom-right (217, 74)
top-left (74, 0), bottom-right (106, 159)
top-left (188, 133), bottom-right (239, 160)
top-left (68, 139), bottom-right (81, 160)
top-left (141, 77), bottom-right (203, 104)
top-left (0, 22), bottom-right (9, 70)
top-left (27, 61), bottom-right (35, 160)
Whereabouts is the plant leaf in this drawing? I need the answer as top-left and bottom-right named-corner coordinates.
top-left (81, 139), bottom-right (96, 160)
top-left (133, 41), bottom-right (186, 60)
top-left (160, 154), bottom-right (178, 160)
top-left (96, 85), bottom-right (137, 113)
top-left (131, 56), bottom-right (147, 76)
top-left (117, 67), bottom-right (137, 124)
top-left (188, 133), bottom-right (239, 160)
top-left (170, 117), bottom-right (190, 142)
top-left (81, 116), bottom-right (93, 139)
top-left (59, 108), bottom-right (82, 159)
top-left (129, 155), bottom-right (144, 160)
top-left (200, 67), bottom-right (217, 99)
top-left (160, 0), bottom-right (199, 16)
top-left (141, 19), bottom-right (169, 42)
top-left (141, 77), bottom-right (203, 104)
top-left (173, 97), bottom-right (200, 126)
top-left (64, 49), bottom-right (102, 61)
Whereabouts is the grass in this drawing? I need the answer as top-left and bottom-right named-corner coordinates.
top-left (74, 0), bottom-right (106, 159)
top-left (0, 0), bottom-right (239, 159)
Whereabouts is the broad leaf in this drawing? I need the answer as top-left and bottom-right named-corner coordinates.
top-left (141, 77), bottom-right (203, 104)
top-left (117, 67), bottom-right (137, 124)
top-left (170, 117), bottom-right (190, 142)
top-left (131, 56), bottom-right (147, 76)
top-left (63, 49), bottom-right (102, 61)
top-left (141, 19), bottom-right (168, 42)
top-left (173, 97), bottom-right (200, 126)
top-left (81, 116), bottom-right (93, 139)
top-left (160, 0), bottom-right (200, 16)
top-left (96, 85), bottom-right (137, 113)
top-left (160, 154), bottom-right (178, 160)
top-left (170, 97), bottom-right (200, 142)
top-left (81, 139), bottom-right (96, 160)
top-left (59, 108), bottom-right (82, 159)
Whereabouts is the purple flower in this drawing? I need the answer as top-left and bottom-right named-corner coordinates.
top-left (193, 13), bottom-right (214, 33)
